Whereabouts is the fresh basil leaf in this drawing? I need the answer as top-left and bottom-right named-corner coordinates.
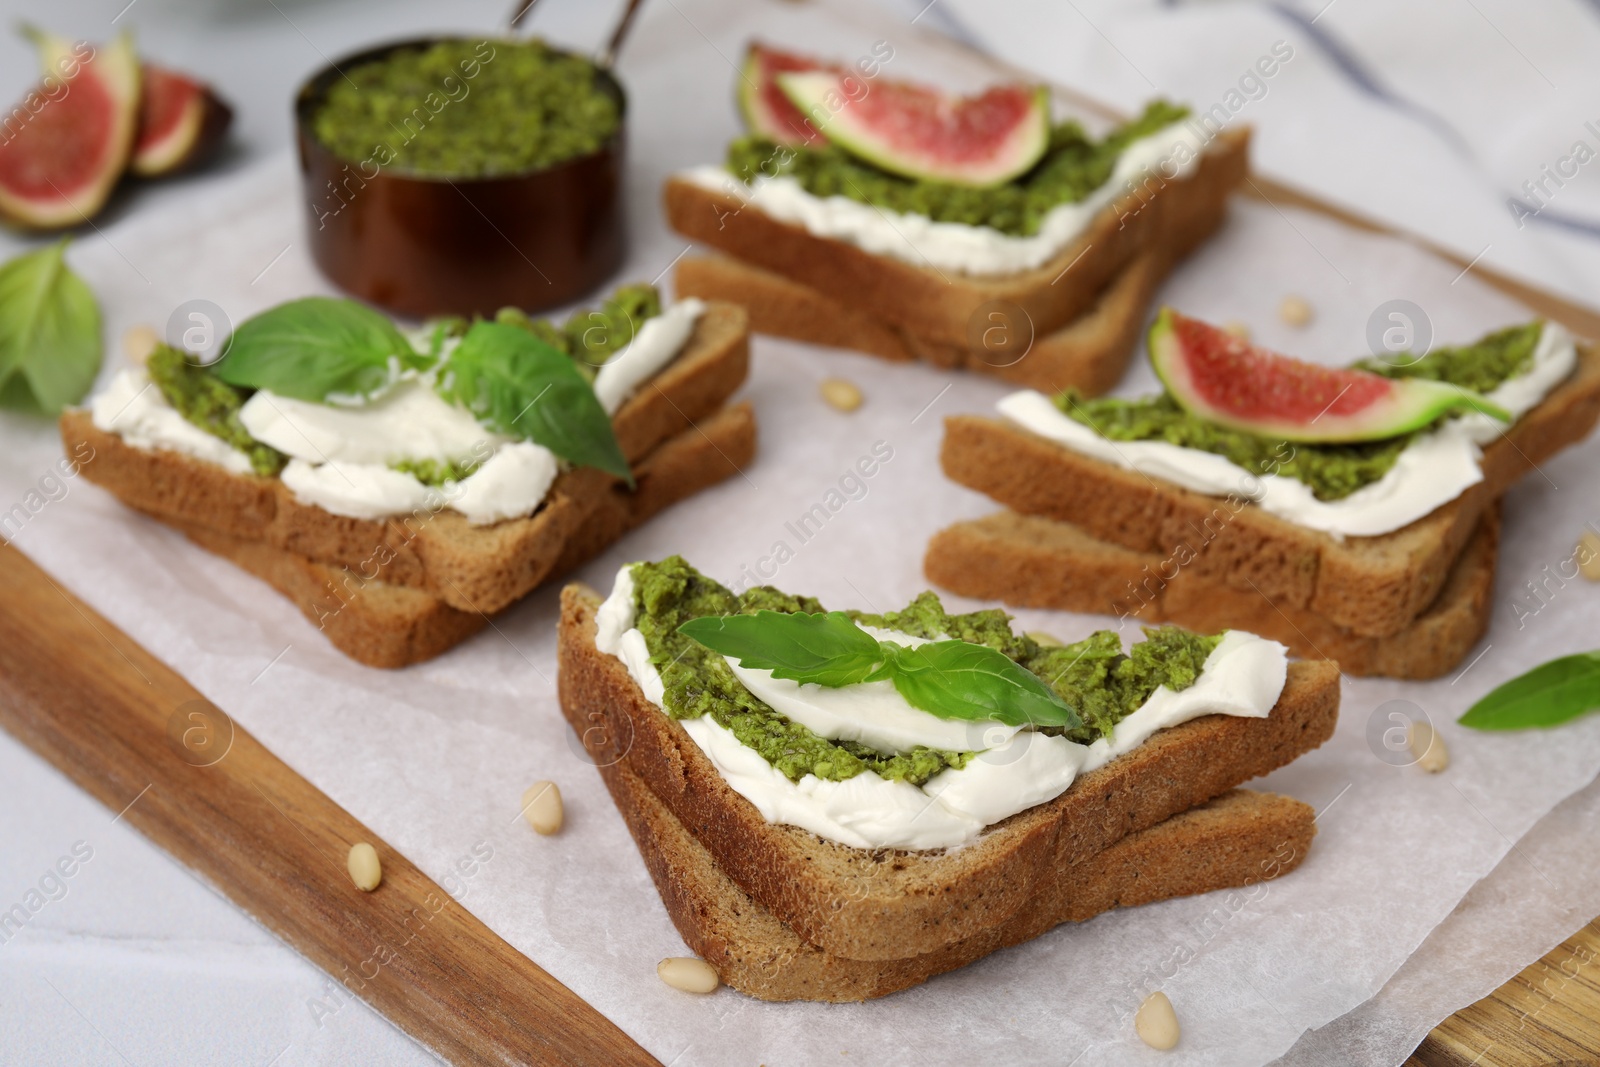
top-left (212, 297), bottom-right (425, 403)
top-left (883, 640), bottom-right (1083, 729)
top-left (1459, 651), bottom-right (1600, 730)
top-left (0, 238), bottom-right (101, 413)
top-left (439, 321), bottom-right (630, 482)
top-left (677, 610), bottom-right (884, 687)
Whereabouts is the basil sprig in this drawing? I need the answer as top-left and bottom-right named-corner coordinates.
top-left (213, 297), bottom-right (426, 403)
top-left (678, 611), bottom-right (1082, 730)
top-left (439, 321), bottom-right (631, 482)
top-left (1459, 651), bottom-right (1600, 730)
top-left (0, 238), bottom-right (101, 413)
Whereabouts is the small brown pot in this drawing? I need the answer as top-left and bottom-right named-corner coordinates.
top-left (294, 37), bottom-right (626, 320)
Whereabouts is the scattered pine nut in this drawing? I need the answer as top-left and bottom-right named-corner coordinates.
top-left (1578, 529), bottom-right (1600, 581)
top-left (1279, 295), bottom-right (1314, 328)
top-left (122, 324), bottom-right (160, 365)
top-left (1222, 320), bottom-right (1251, 341)
top-left (347, 842), bottom-right (382, 892)
top-left (657, 956), bottom-right (719, 993)
top-left (1026, 630), bottom-right (1064, 648)
top-left (1135, 990), bottom-right (1180, 1050)
top-left (522, 780), bottom-right (563, 836)
top-left (820, 378), bottom-right (863, 412)
top-left (1408, 721), bottom-right (1449, 773)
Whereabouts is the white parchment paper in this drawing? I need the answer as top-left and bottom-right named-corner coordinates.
top-left (1, 2), bottom-right (1597, 1064)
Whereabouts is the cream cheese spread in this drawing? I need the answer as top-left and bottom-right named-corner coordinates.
top-left (680, 121), bottom-right (1209, 277)
top-left (999, 321), bottom-right (1577, 539)
top-left (595, 566), bottom-right (1288, 851)
top-left (88, 300), bottom-right (706, 527)
top-left (90, 368), bottom-right (256, 475)
top-left (593, 299), bottom-right (705, 414)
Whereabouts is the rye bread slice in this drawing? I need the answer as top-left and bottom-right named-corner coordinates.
top-left (662, 128), bottom-right (1249, 348)
top-left (162, 403), bottom-right (756, 668)
top-left (60, 302), bottom-right (751, 616)
top-left (674, 248), bottom-right (1173, 395)
top-left (589, 751), bottom-right (1313, 1002)
top-left (940, 343), bottom-right (1600, 638)
top-left (926, 503), bottom-right (1499, 680)
top-left (557, 585), bottom-right (1338, 962)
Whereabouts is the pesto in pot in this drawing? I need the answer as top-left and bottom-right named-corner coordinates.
top-left (311, 38), bottom-right (619, 178)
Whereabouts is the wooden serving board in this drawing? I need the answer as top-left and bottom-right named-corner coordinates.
top-left (6, 25), bottom-right (1600, 1053)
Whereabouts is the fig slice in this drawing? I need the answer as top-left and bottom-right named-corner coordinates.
top-left (0, 29), bottom-right (140, 229)
top-left (1148, 307), bottom-right (1512, 443)
top-left (131, 64), bottom-right (232, 178)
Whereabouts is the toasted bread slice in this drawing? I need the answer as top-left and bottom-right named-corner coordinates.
top-left (663, 128), bottom-right (1249, 348)
top-left (926, 503), bottom-right (1498, 680)
top-left (160, 403), bottom-right (756, 668)
top-left (557, 584), bottom-right (1338, 962)
top-left (940, 344), bottom-right (1600, 638)
top-left (675, 248), bottom-right (1173, 395)
top-left (61, 303), bottom-right (751, 616)
top-left (588, 752), bottom-right (1312, 1001)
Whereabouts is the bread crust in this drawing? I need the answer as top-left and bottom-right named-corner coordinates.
top-left (675, 249), bottom-right (1173, 395)
top-left (160, 403), bottom-right (756, 668)
top-left (61, 303), bottom-right (751, 615)
top-left (591, 754), bottom-right (1313, 1001)
top-left (663, 128), bottom-right (1250, 346)
top-left (557, 584), bottom-right (1338, 961)
top-left (926, 504), bottom-right (1498, 679)
top-left (939, 344), bottom-right (1600, 637)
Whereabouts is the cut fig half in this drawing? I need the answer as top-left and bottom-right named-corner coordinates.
top-left (0, 29), bottom-right (140, 229)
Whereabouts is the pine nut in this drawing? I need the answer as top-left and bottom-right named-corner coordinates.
top-left (347, 842), bottom-right (382, 892)
top-left (1222, 321), bottom-right (1251, 341)
top-left (1135, 990), bottom-right (1180, 1050)
top-left (1026, 630), bottom-right (1064, 648)
top-left (1578, 529), bottom-right (1600, 581)
top-left (657, 956), bottom-right (719, 993)
top-left (1408, 721), bottom-right (1449, 773)
top-left (522, 780), bottom-right (563, 835)
top-left (123, 324), bottom-right (160, 365)
top-left (820, 378), bottom-right (863, 412)
top-left (1279, 295), bottom-right (1314, 328)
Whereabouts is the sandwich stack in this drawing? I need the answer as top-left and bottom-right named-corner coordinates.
top-left (928, 314), bottom-right (1600, 679)
top-left (63, 297), bottom-right (757, 668)
top-left (557, 563), bottom-right (1340, 1001)
top-left (667, 43), bottom-right (1249, 394)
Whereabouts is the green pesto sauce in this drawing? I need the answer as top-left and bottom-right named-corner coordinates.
top-left (1063, 322), bottom-right (1544, 502)
top-left (391, 456), bottom-right (476, 487)
top-left (492, 283), bottom-right (661, 378)
top-left (147, 345), bottom-right (285, 477)
top-left (311, 39), bottom-right (619, 178)
top-left (630, 557), bottom-right (1222, 782)
top-left (854, 592), bottom-right (1220, 746)
top-left (725, 101), bottom-right (1190, 237)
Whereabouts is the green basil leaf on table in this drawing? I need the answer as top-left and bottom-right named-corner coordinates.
top-left (677, 610), bottom-right (883, 687)
top-left (0, 238), bottom-right (101, 413)
top-left (1458, 651), bottom-right (1600, 730)
top-left (212, 297), bottom-right (427, 403)
top-left (880, 640), bottom-right (1083, 730)
top-left (439, 321), bottom-right (630, 482)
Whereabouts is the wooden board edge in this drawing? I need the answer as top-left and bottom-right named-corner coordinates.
top-left (0, 542), bottom-right (658, 1067)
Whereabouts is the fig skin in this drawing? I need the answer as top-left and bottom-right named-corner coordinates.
top-left (130, 64), bottom-right (234, 178)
